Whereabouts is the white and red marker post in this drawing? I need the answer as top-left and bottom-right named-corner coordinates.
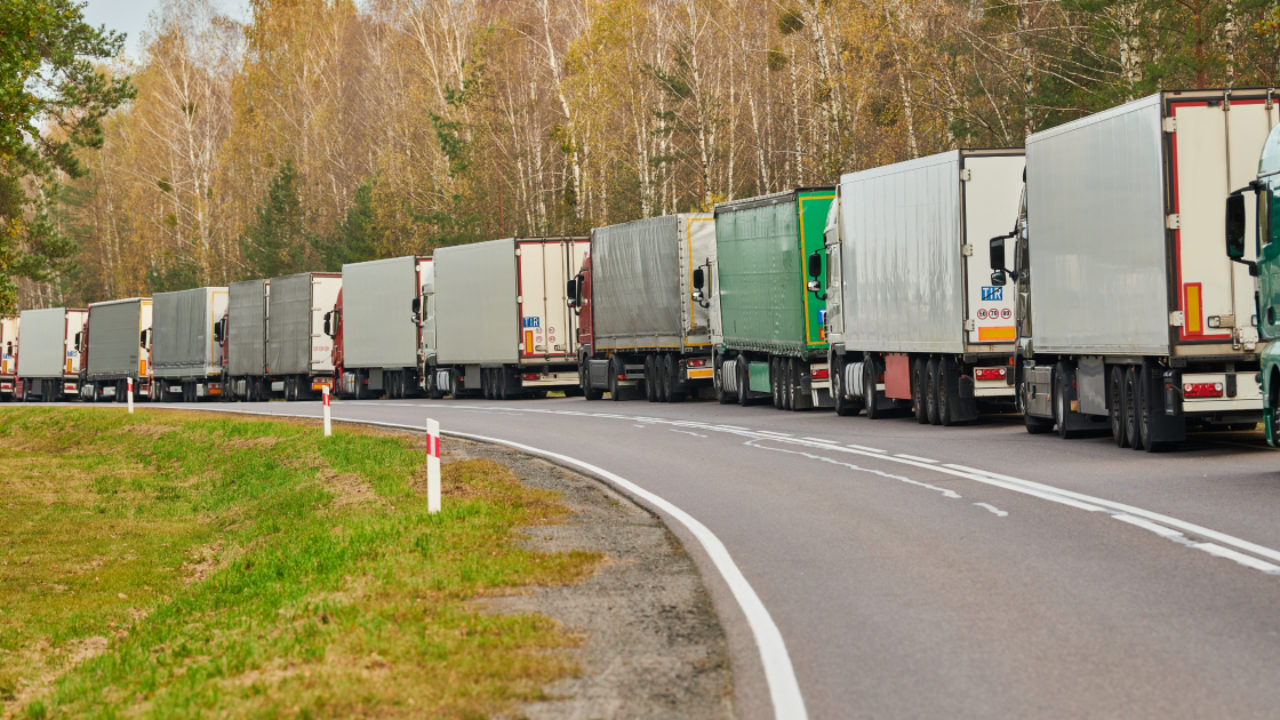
top-left (322, 385), bottom-right (332, 437)
top-left (427, 418), bottom-right (441, 514)
top-left (126, 377), bottom-right (134, 414)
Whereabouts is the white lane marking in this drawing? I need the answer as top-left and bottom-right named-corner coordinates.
top-left (894, 453), bottom-right (937, 464)
top-left (847, 444), bottom-right (885, 454)
top-left (973, 503), bottom-right (1008, 518)
top-left (754, 430), bottom-right (793, 438)
top-left (671, 429), bottom-right (708, 438)
top-left (442, 428), bottom-right (809, 720)
top-left (166, 405), bottom-right (808, 719)
top-left (1113, 514), bottom-right (1280, 575)
top-left (802, 437), bottom-right (839, 445)
top-left (747, 439), bottom-right (962, 501)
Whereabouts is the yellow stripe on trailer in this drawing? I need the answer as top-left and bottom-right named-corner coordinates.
top-left (686, 368), bottom-right (714, 380)
top-left (978, 326), bottom-right (1016, 342)
top-left (1184, 284), bottom-right (1203, 335)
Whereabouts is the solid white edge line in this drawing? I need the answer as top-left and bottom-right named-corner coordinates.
top-left (168, 406), bottom-right (808, 720)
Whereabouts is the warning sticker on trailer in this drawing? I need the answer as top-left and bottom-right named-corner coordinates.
top-left (523, 316), bottom-right (541, 329)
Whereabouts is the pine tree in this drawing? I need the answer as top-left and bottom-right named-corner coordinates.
top-left (239, 159), bottom-right (310, 279)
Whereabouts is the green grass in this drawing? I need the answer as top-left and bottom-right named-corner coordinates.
top-left (0, 407), bottom-right (600, 719)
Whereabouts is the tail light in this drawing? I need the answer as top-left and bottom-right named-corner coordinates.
top-left (975, 368), bottom-right (1007, 381)
top-left (523, 373), bottom-right (540, 381)
top-left (812, 368), bottom-right (829, 380)
top-left (1184, 382), bottom-right (1223, 399)
top-left (687, 359), bottom-right (707, 368)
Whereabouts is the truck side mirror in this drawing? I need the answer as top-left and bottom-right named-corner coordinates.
top-left (807, 251), bottom-right (822, 280)
top-left (323, 311), bottom-right (332, 338)
top-left (139, 329), bottom-right (147, 348)
top-left (990, 270), bottom-right (1007, 287)
top-left (692, 267), bottom-right (705, 290)
top-left (990, 235), bottom-right (1007, 271)
top-left (213, 319), bottom-right (225, 343)
top-left (566, 277), bottom-right (578, 307)
top-left (411, 297), bottom-right (421, 314)
top-left (1226, 191), bottom-right (1247, 260)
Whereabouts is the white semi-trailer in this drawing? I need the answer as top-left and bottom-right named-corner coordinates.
top-left (422, 237), bottom-right (587, 398)
top-left (153, 287), bottom-right (229, 402)
top-left (990, 89), bottom-right (1275, 450)
top-left (814, 149), bottom-right (1024, 424)
top-left (265, 272), bottom-right (340, 400)
top-left (16, 307), bottom-right (87, 401)
top-left (336, 255), bottom-right (431, 399)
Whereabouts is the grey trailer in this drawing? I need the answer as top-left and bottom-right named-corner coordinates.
top-left (337, 256), bottom-right (431, 399)
top-left (266, 272), bottom-right (340, 400)
top-left (15, 307), bottom-right (87, 401)
top-left (992, 89), bottom-right (1275, 450)
top-left (227, 279), bottom-right (269, 401)
top-left (569, 214), bottom-right (717, 401)
top-left (819, 148), bottom-right (1024, 423)
top-left (83, 297), bottom-right (152, 402)
top-left (423, 237), bottom-right (587, 398)
top-left (152, 286), bottom-right (229, 402)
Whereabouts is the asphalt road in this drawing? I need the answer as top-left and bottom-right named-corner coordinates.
top-left (152, 397), bottom-right (1280, 720)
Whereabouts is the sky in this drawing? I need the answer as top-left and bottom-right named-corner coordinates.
top-left (82, 0), bottom-right (251, 59)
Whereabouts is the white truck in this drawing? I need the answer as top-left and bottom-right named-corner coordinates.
top-left (989, 89), bottom-right (1274, 450)
top-left (153, 287), bottom-right (229, 402)
top-left (16, 308), bottom-right (87, 402)
top-left (422, 237), bottom-right (587, 398)
top-left (335, 256), bottom-right (431, 399)
top-left (814, 149), bottom-right (1024, 424)
top-left (0, 316), bottom-right (17, 400)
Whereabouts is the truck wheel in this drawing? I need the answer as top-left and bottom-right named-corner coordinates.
top-left (643, 356), bottom-right (657, 402)
top-left (912, 358), bottom-right (929, 424)
top-left (769, 358), bottom-right (781, 408)
top-left (937, 358), bottom-right (957, 426)
top-left (580, 365), bottom-right (601, 401)
top-left (737, 358), bottom-right (751, 407)
top-left (864, 357), bottom-right (883, 420)
top-left (656, 355), bottom-right (670, 403)
top-left (715, 354), bottom-right (733, 405)
top-left (609, 357), bottom-right (624, 401)
top-left (789, 358), bottom-right (802, 411)
top-left (666, 354), bottom-right (686, 403)
top-left (481, 369), bottom-right (492, 400)
top-left (923, 358), bottom-right (938, 425)
top-left (831, 358), bottom-right (855, 417)
top-left (1137, 363), bottom-right (1172, 452)
top-left (1053, 363), bottom-right (1083, 439)
top-left (1109, 366), bottom-right (1127, 447)
top-left (1123, 367), bottom-right (1140, 450)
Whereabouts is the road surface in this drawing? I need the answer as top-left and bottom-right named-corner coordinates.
top-left (150, 397), bottom-right (1280, 720)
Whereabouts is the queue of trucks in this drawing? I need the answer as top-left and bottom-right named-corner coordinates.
top-left (5, 87), bottom-right (1280, 453)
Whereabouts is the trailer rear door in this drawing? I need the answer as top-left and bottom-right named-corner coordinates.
top-left (1169, 94), bottom-right (1279, 350)
top-left (963, 153), bottom-right (1025, 348)
top-left (517, 239), bottom-right (586, 361)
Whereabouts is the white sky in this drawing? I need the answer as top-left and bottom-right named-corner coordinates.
top-left (82, 0), bottom-right (251, 59)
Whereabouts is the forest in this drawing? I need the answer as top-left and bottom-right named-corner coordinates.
top-left (7, 0), bottom-right (1280, 311)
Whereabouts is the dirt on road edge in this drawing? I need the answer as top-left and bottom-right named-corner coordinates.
top-left (443, 438), bottom-right (735, 720)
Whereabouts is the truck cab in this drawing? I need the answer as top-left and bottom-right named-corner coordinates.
top-left (1227, 121), bottom-right (1280, 444)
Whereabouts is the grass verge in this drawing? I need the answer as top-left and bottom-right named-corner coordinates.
top-left (0, 407), bottom-right (600, 719)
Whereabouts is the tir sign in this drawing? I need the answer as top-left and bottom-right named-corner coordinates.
top-left (981, 286), bottom-right (1003, 302)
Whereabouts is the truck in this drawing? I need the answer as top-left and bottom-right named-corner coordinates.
top-left (0, 316), bottom-right (17, 400)
top-left (990, 89), bottom-right (1274, 450)
top-left (224, 279), bottom-right (269, 401)
top-left (710, 187), bottom-right (835, 410)
top-left (568, 214), bottom-right (717, 401)
top-left (421, 237), bottom-right (587, 399)
top-left (152, 287), bottom-right (228, 402)
top-left (813, 149), bottom-right (1024, 423)
top-left (265, 272), bottom-right (341, 400)
top-left (82, 298), bottom-right (153, 402)
top-left (1225, 109), bottom-right (1280, 445)
top-left (332, 255), bottom-right (431, 399)
top-left (15, 308), bottom-right (86, 401)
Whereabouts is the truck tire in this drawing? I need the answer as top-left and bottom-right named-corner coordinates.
top-left (912, 357), bottom-right (928, 424)
top-left (924, 358), bottom-right (939, 425)
top-left (1053, 363), bottom-right (1083, 439)
top-left (770, 358), bottom-right (782, 409)
top-left (1137, 363), bottom-right (1173, 452)
top-left (831, 357), bottom-right (857, 417)
top-left (737, 358), bottom-right (751, 407)
top-left (666, 354), bottom-right (686, 403)
top-left (1109, 366), bottom-right (1127, 447)
top-left (1123, 367), bottom-right (1140, 450)
top-left (581, 365), bottom-right (601, 401)
top-left (935, 358), bottom-right (955, 426)
top-left (782, 358), bottom-right (794, 411)
top-left (609, 357), bottom-right (624, 401)
top-left (644, 356), bottom-right (657, 402)
top-left (715, 354), bottom-right (733, 405)
top-left (864, 357), bottom-right (883, 420)
top-left (657, 356), bottom-right (671, 403)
